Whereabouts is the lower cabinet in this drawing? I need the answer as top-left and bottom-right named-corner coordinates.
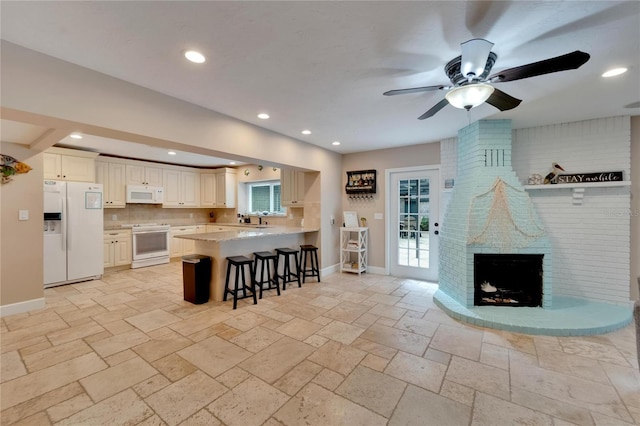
top-left (170, 226), bottom-right (197, 258)
top-left (103, 230), bottom-right (132, 268)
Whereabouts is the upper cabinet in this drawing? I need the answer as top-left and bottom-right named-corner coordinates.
top-left (281, 169), bottom-right (305, 206)
top-left (44, 148), bottom-right (98, 182)
top-left (200, 168), bottom-right (237, 208)
top-left (126, 164), bottom-right (163, 186)
top-left (95, 160), bottom-right (126, 208)
top-left (163, 169), bottom-right (199, 207)
top-left (200, 173), bottom-right (217, 207)
top-left (215, 168), bottom-right (237, 208)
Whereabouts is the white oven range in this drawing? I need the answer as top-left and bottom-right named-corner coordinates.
top-left (128, 223), bottom-right (171, 269)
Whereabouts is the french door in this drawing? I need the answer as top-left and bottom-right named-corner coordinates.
top-left (388, 167), bottom-right (439, 282)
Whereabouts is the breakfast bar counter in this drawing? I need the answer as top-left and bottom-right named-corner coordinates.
top-left (176, 226), bottom-right (319, 302)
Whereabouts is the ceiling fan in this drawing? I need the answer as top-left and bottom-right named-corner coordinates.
top-left (383, 39), bottom-right (590, 119)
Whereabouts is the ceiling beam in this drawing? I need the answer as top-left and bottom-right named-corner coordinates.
top-left (29, 128), bottom-right (69, 152)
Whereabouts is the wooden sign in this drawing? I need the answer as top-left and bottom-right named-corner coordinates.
top-left (556, 171), bottom-right (623, 184)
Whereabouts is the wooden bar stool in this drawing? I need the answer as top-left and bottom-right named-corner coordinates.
top-left (275, 247), bottom-right (301, 290)
top-left (223, 256), bottom-right (257, 309)
top-left (253, 251), bottom-right (280, 299)
top-left (299, 245), bottom-right (320, 283)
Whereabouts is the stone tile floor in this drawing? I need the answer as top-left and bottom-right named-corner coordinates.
top-left (1, 261), bottom-right (639, 425)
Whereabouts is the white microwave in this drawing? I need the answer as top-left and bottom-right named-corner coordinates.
top-left (126, 185), bottom-right (164, 204)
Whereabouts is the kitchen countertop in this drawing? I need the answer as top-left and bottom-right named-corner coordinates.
top-left (103, 223), bottom-right (272, 231)
top-left (174, 226), bottom-right (319, 242)
top-left (104, 222), bottom-right (276, 231)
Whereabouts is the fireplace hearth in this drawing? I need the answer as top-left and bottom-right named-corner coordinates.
top-left (474, 254), bottom-right (543, 307)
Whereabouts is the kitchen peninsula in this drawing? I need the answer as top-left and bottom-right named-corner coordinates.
top-left (175, 226), bottom-right (319, 301)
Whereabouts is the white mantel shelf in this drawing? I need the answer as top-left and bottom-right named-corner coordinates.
top-left (523, 181), bottom-right (631, 190)
top-left (523, 181), bottom-right (630, 205)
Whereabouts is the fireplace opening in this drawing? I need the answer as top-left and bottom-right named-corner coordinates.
top-left (474, 254), bottom-right (543, 307)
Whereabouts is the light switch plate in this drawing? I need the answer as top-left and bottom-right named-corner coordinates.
top-left (374, 213), bottom-right (383, 220)
top-left (19, 210), bottom-right (29, 221)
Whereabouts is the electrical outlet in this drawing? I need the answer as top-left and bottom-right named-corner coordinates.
top-left (111, 214), bottom-right (118, 221)
top-left (189, 213), bottom-right (194, 219)
top-left (374, 213), bottom-right (383, 220)
top-left (19, 210), bottom-right (29, 221)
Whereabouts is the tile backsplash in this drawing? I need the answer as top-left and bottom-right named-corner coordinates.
top-left (104, 205), bottom-right (212, 228)
top-left (103, 205), bottom-right (312, 228)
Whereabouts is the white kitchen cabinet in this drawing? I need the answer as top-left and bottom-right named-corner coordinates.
top-left (44, 149), bottom-right (97, 182)
top-left (281, 169), bottom-right (305, 206)
top-left (200, 168), bottom-right (236, 208)
top-left (125, 164), bottom-right (163, 186)
top-left (200, 173), bottom-right (217, 207)
top-left (103, 230), bottom-right (132, 268)
top-left (170, 226), bottom-right (197, 258)
top-left (340, 227), bottom-right (367, 275)
top-left (214, 168), bottom-right (237, 208)
top-left (163, 170), bottom-right (200, 207)
top-left (95, 160), bottom-right (126, 208)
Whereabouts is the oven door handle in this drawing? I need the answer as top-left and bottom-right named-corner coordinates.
top-left (133, 230), bottom-right (169, 235)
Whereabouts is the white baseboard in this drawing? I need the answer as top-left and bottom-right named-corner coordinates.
top-left (367, 266), bottom-right (386, 275)
top-left (321, 264), bottom-right (340, 276)
top-left (0, 297), bottom-right (46, 317)
top-left (322, 264), bottom-right (387, 276)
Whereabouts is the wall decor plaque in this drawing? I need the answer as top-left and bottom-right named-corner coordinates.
top-left (556, 171), bottom-right (623, 184)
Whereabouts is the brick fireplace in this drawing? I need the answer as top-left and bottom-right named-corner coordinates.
top-left (436, 119), bottom-right (552, 309)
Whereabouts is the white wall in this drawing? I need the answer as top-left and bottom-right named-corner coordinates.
top-left (441, 116), bottom-right (634, 305)
top-left (512, 116), bottom-right (632, 304)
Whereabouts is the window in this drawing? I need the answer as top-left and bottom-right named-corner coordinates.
top-left (247, 181), bottom-right (284, 214)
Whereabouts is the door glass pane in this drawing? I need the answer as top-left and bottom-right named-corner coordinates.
top-left (397, 178), bottom-right (430, 268)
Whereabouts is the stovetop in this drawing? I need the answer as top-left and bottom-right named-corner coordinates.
top-left (125, 223), bottom-right (171, 232)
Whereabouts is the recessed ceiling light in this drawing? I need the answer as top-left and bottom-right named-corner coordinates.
top-left (602, 67), bottom-right (627, 78)
top-left (301, 130), bottom-right (312, 135)
top-left (257, 113), bottom-right (270, 119)
top-left (184, 50), bottom-right (206, 64)
top-left (168, 151), bottom-right (177, 156)
top-left (229, 161), bottom-right (236, 165)
top-left (69, 133), bottom-right (83, 139)
top-left (332, 141), bottom-right (341, 146)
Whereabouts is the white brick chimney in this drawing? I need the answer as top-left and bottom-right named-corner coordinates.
top-left (437, 120), bottom-right (552, 308)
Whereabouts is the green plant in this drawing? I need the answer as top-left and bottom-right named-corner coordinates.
top-left (420, 217), bottom-right (429, 231)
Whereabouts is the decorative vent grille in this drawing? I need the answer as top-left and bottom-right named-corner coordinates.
top-left (483, 149), bottom-right (506, 167)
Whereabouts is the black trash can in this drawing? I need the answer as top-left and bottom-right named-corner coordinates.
top-left (182, 254), bottom-right (211, 304)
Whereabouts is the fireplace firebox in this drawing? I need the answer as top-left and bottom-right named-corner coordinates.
top-left (474, 254), bottom-right (543, 307)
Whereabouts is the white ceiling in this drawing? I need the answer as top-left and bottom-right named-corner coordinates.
top-left (1, 1), bottom-right (639, 164)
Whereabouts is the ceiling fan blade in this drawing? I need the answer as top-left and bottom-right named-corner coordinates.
top-left (460, 38), bottom-right (494, 79)
top-left (485, 88), bottom-right (522, 111)
top-left (383, 85), bottom-right (447, 96)
top-left (418, 98), bottom-right (450, 120)
top-left (489, 50), bottom-right (590, 83)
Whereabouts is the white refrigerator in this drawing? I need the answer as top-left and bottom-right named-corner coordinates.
top-left (44, 180), bottom-right (104, 287)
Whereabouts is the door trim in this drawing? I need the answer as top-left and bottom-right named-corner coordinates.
top-left (384, 165), bottom-right (440, 277)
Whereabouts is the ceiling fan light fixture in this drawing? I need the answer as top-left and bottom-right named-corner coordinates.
top-left (445, 83), bottom-right (495, 110)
